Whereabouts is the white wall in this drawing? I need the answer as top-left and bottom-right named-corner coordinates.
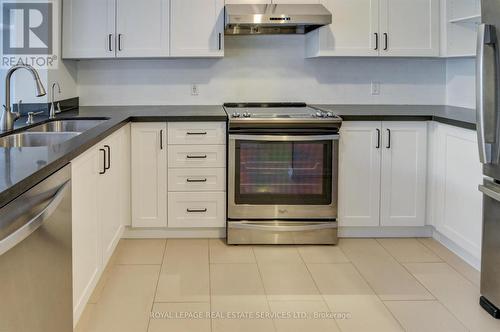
top-left (77, 36), bottom-right (446, 106)
top-left (1, 0), bottom-right (78, 107)
top-left (445, 58), bottom-right (476, 109)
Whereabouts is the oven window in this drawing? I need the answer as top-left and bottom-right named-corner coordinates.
top-left (235, 140), bottom-right (333, 205)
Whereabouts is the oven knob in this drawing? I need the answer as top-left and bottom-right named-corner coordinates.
top-left (315, 111), bottom-right (324, 118)
top-left (326, 112), bottom-right (334, 117)
top-left (232, 112), bottom-right (241, 118)
top-left (243, 112), bottom-right (251, 118)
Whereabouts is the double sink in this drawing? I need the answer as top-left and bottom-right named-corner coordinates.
top-left (0, 119), bottom-right (108, 148)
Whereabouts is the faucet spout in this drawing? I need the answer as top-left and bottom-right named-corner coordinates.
top-left (1, 65), bottom-right (47, 131)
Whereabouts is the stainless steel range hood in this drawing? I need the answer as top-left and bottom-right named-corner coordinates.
top-left (224, 4), bottom-right (332, 35)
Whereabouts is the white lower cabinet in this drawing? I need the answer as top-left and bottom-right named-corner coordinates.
top-left (380, 122), bottom-right (428, 226)
top-left (168, 192), bottom-right (226, 227)
top-left (339, 121), bottom-right (427, 228)
top-left (168, 168), bottom-right (226, 191)
top-left (131, 122), bottom-right (168, 228)
top-left (428, 122), bottom-right (483, 261)
top-left (71, 125), bottom-right (130, 324)
top-left (130, 121), bottom-right (227, 229)
top-left (338, 122), bottom-right (382, 226)
top-left (168, 145), bottom-right (226, 168)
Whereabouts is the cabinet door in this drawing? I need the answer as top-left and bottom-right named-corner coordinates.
top-left (170, 0), bottom-right (225, 57)
top-left (338, 122), bottom-right (382, 227)
top-left (307, 0), bottom-right (379, 57)
top-left (116, 0), bottom-right (170, 57)
top-left (380, 122), bottom-right (427, 226)
top-left (379, 0), bottom-right (439, 56)
top-left (62, 0), bottom-right (115, 59)
top-left (99, 133), bottom-right (124, 266)
top-left (432, 124), bottom-right (483, 260)
top-left (71, 148), bottom-right (102, 322)
top-left (131, 123), bottom-right (167, 228)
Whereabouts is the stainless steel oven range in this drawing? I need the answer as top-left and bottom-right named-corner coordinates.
top-left (225, 103), bottom-right (342, 245)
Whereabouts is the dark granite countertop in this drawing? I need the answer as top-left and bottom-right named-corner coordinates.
top-left (0, 105), bottom-right (227, 207)
top-left (313, 104), bottom-right (476, 130)
top-left (0, 103), bottom-right (477, 207)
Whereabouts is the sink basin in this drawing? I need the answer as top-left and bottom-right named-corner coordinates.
top-left (27, 119), bottom-right (107, 133)
top-left (0, 132), bottom-right (80, 148)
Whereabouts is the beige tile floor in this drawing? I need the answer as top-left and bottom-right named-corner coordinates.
top-left (76, 238), bottom-right (500, 332)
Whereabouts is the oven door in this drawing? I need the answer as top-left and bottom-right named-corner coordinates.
top-left (228, 133), bottom-right (338, 220)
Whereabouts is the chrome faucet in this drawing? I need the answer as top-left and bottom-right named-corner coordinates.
top-left (1, 64), bottom-right (46, 131)
top-left (49, 82), bottom-right (62, 119)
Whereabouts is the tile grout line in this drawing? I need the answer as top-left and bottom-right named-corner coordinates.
top-left (146, 239), bottom-right (168, 332)
top-left (298, 247), bottom-right (344, 332)
top-left (417, 238), bottom-right (480, 288)
top-left (374, 239), bottom-right (470, 331)
top-left (251, 245), bottom-right (279, 332)
top-left (374, 238), bottom-right (437, 300)
top-left (340, 240), bottom-right (406, 331)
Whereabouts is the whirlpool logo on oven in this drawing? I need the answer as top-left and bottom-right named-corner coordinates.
top-left (1, 0), bottom-right (59, 68)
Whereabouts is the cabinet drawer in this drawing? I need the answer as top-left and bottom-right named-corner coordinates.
top-left (168, 145), bottom-right (226, 168)
top-left (168, 192), bottom-right (226, 228)
top-left (168, 168), bottom-right (226, 191)
top-left (168, 122), bottom-right (226, 145)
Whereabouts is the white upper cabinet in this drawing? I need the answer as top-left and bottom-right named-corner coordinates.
top-left (63, 0), bottom-right (115, 58)
top-left (307, 0), bottom-right (380, 57)
top-left (307, 0), bottom-right (440, 57)
top-left (379, 0), bottom-right (440, 56)
top-left (380, 122), bottom-right (427, 226)
top-left (116, 0), bottom-right (170, 57)
top-left (170, 0), bottom-right (225, 57)
top-left (339, 122), bottom-right (382, 227)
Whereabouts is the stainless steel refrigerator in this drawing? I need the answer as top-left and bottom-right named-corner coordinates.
top-left (478, 0), bottom-right (500, 319)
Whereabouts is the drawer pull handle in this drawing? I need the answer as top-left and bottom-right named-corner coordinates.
top-left (186, 155), bottom-right (207, 159)
top-left (186, 132), bottom-right (207, 135)
top-left (186, 178), bottom-right (208, 183)
top-left (187, 208), bottom-right (207, 213)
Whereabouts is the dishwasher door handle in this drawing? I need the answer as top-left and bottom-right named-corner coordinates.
top-left (0, 181), bottom-right (70, 256)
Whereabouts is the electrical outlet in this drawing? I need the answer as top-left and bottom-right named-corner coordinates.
top-left (371, 81), bottom-right (381, 95)
top-left (191, 84), bottom-right (199, 96)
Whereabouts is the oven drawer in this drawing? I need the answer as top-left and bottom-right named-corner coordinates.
top-left (168, 122), bottom-right (226, 145)
top-left (168, 192), bottom-right (226, 228)
top-left (168, 145), bottom-right (226, 168)
top-left (168, 168), bottom-right (226, 191)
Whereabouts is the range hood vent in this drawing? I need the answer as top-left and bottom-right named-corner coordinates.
top-left (224, 4), bottom-right (332, 35)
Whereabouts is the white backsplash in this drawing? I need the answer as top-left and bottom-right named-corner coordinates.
top-left (77, 36), bottom-right (446, 106)
top-left (446, 58), bottom-right (476, 109)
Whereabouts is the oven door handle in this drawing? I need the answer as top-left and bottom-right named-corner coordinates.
top-left (229, 134), bottom-right (339, 142)
top-left (229, 221), bottom-right (336, 232)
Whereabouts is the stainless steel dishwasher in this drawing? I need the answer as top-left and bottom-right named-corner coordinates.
top-left (0, 164), bottom-right (72, 332)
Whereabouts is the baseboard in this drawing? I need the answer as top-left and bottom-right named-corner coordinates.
top-left (338, 226), bottom-right (433, 238)
top-left (432, 229), bottom-right (481, 271)
top-left (122, 226), bottom-right (226, 238)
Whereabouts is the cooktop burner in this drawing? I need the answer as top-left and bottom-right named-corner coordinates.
top-left (224, 103), bottom-right (340, 119)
